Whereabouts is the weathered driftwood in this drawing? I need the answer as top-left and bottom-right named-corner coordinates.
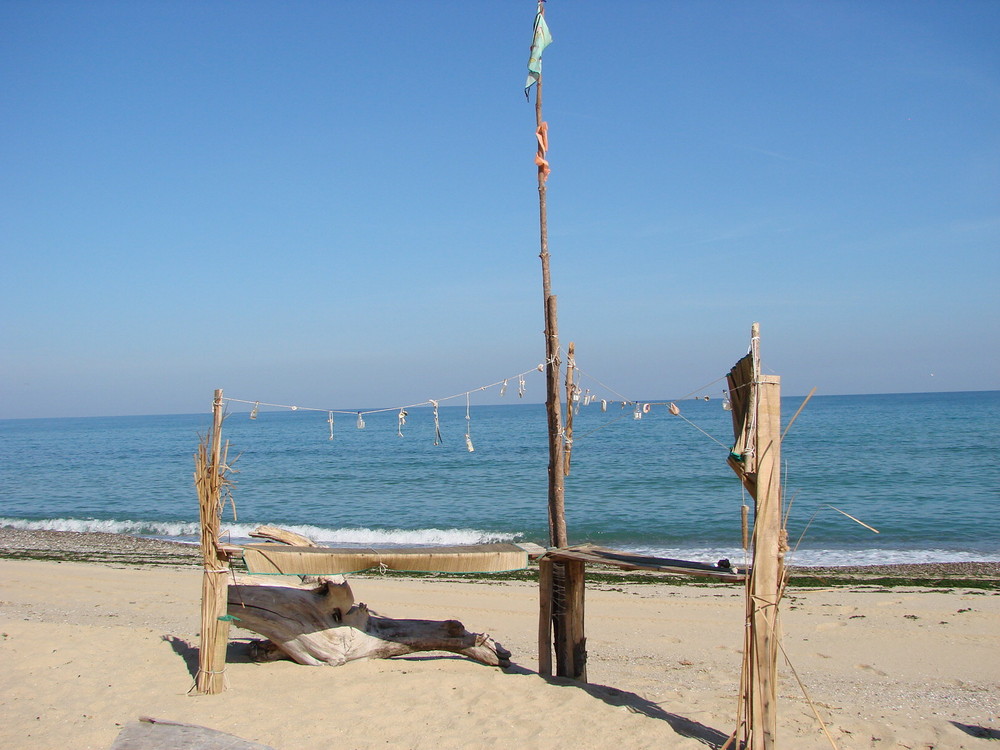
top-left (227, 526), bottom-right (510, 669)
top-left (248, 525), bottom-right (319, 547)
top-left (228, 575), bottom-right (510, 667)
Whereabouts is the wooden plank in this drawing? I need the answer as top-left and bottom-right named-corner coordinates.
top-left (538, 557), bottom-right (554, 677)
top-left (545, 545), bottom-right (745, 582)
top-left (242, 543), bottom-right (529, 575)
top-left (564, 559), bottom-right (587, 681)
top-left (747, 373), bottom-right (782, 749)
top-left (516, 541), bottom-right (548, 558)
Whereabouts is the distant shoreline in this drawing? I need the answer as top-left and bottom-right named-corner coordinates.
top-left (2, 526), bottom-right (997, 588)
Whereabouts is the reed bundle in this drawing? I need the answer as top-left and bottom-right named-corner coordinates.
top-left (193, 391), bottom-right (236, 695)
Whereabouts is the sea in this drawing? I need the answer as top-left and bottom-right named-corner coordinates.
top-left (1, 391), bottom-right (998, 568)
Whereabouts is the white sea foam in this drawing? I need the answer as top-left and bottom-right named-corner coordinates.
top-left (0, 517), bottom-right (202, 538)
top-left (622, 545), bottom-right (1000, 567)
top-left (3, 518), bottom-right (996, 564)
top-left (226, 524), bottom-right (523, 547)
top-left (0, 517), bottom-right (521, 547)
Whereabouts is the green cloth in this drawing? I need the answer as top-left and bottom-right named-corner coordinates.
top-left (525, 10), bottom-right (552, 95)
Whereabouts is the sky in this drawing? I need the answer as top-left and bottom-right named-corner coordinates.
top-left (1, 0), bottom-right (998, 419)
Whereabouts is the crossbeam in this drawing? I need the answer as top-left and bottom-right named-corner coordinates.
top-left (241, 542), bottom-right (539, 576)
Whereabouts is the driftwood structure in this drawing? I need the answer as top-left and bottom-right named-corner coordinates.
top-left (535, 322), bottom-right (786, 750)
top-left (537, 545), bottom-right (747, 681)
top-left (194, 9), bottom-right (789, 746)
top-left (227, 528), bottom-right (511, 668)
top-left (193, 401), bottom-right (522, 694)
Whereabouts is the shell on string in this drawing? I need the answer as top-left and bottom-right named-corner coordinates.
top-left (464, 393), bottom-right (475, 451)
top-left (430, 400), bottom-right (443, 446)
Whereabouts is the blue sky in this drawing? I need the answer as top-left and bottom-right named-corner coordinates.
top-left (2, 0), bottom-right (998, 419)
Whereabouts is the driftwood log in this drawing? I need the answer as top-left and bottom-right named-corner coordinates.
top-left (226, 527), bottom-right (511, 669)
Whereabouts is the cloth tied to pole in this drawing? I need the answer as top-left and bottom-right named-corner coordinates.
top-left (524, 7), bottom-right (553, 96)
top-left (535, 121), bottom-right (551, 182)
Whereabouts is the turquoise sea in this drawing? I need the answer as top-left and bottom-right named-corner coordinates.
top-left (1, 391), bottom-right (998, 567)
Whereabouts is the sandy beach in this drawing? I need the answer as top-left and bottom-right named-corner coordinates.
top-left (1, 529), bottom-right (998, 749)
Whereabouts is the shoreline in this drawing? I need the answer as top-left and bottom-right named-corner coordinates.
top-left (2, 526), bottom-right (997, 586)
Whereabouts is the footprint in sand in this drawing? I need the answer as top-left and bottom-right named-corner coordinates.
top-left (816, 621), bottom-right (846, 631)
top-left (854, 663), bottom-right (888, 677)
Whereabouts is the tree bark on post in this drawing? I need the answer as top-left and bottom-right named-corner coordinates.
top-left (536, 78), bottom-right (566, 550)
top-left (529, 4), bottom-right (578, 680)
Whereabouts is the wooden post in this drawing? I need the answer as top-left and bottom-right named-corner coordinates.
top-left (563, 559), bottom-right (587, 681)
top-left (195, 388), bottom-right (232, 695)
top-left (532, 19), bottom-right (566, 551)
top-left (537, 557), bottom-right (554, 676)
top-left (725, 323), bottom-right (786, 747)
top-left (544, 295), bottom-right (567, 548)
top-left (746, 371), bottom-right (782, 748)
top-left (528, 2), bottom-right (578, 682)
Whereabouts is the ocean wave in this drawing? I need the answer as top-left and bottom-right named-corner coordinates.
top-left (0, 517), bottom-right (202, 538)
top-left (0, 517), bottom-right (521, 547)
top-left (621, 545), bottom-right (1000, 568)
top-left (226, 524), bottom-right (524, 547)
top-left (3, 517), bottom-right (996, 565)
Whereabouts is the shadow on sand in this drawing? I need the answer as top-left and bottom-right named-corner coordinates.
top-left (162, 635), bottom-right (257, 680)
top-left (503, 662), bottom-right (732, 748)
top-left (950, 721), bottom-right (1000, 740)
top-left (160, 645), bottom-right (731, 747)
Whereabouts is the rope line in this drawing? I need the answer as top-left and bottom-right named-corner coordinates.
top-left (224, 349), bottom-right (748, 454)
top-left (223, 359), bottom-right (554, 418)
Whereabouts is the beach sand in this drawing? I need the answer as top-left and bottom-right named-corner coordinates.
top-left (1, 530), bottom-right (998, 749)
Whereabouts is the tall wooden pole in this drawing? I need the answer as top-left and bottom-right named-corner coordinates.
top-left (535, 63), bottom-right (567, 550)
top-left (195, 388), bottom-right (232, 695)
top-left (742, 324), bottom-right (783, 747)
top-left (529, 2), bottom-right (578, 680)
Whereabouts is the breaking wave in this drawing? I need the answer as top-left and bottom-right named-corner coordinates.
top-left (0, 517), bottom-right (522, 547)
